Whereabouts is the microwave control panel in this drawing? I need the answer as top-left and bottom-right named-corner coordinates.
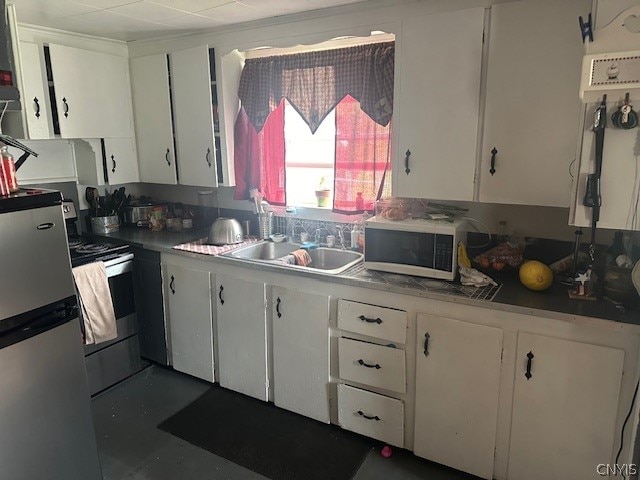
top-left (434, 235), bottom-right (454, 272)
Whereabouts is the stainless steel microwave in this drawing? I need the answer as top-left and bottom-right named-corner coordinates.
top-left (363, 216), bottom-right (466, 280)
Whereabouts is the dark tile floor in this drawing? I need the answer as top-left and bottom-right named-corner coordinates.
top-left (91, 366), bottom-right (477, 480)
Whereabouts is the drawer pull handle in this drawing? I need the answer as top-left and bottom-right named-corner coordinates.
top-left (358, 359), bottom-right (381, 369)
top-left (357, 410), bottom-right (380, 421)
top-left (359, 315), bottom-right (382, 324)
top-left (169, 275), bottom-right (175, 295)
top-left (34, 97), bottom-right (40, 118)
top-left (276, 297), bottom-right (282, 318)
top-left (525, 351), bottom-right (534, 380)
top-left (423, 332), bottom-right (430, 357)
top-left (218, 285), bottom-right (224, 305)
top-left (165, 148), bottom-right (171, 166)
top-left (404, 149), bottom-right (411, 175)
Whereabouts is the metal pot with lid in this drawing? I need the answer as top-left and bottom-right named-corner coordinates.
top-left (208, 218), bottom-right (243, 245)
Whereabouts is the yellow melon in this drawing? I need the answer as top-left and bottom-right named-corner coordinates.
top-left (519, 260), bottom-right (553, 291)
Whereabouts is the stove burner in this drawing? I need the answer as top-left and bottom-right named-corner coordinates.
top-left (68, 239), bottom-right (82, 249)
top-left (75, 243), bottom-right (110, 255)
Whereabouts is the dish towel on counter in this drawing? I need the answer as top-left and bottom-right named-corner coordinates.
top-left (72, 262), bottom-right (117, 345)
top-left (459, 267), bottom-right (498, 288)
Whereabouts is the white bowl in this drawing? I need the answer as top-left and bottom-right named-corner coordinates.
top-left (270, 233), bottom-right (286, 243)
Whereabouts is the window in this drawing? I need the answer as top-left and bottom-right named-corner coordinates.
top-left (233, 36), bottom-right (394, 214)
top-left (284, 100), bottom-right (335, 207)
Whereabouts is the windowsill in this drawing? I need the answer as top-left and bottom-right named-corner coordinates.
top-left (270, 205), bottom-right (364, 223)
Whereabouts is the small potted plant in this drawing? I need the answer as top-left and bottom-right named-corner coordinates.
top-left (315, 176), bottom-right (331, 207)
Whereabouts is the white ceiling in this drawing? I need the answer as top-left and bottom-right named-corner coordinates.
top-left (13, 0), bottom-right (370, 42)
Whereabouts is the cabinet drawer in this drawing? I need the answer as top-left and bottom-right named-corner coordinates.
top-left (338, 337), bottom-right (406, 393)
top-left (338, 384), bottom-right (404, 447)
top-left (337, 299), bottom-right (406, 344)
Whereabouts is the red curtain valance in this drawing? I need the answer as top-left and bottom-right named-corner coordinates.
top-left (238, 41), bottom-right (395, 134)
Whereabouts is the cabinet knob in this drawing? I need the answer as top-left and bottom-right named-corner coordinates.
top-left (525, 351), bottom-right (534, 380)
top-left (357, 410), bottom-right (380, 421)
top-left (358, 315), bottom-right (382, 324)
top-left (34, 97), bottom-right (40, 118)
top-left (490, 147), bottom-right (498, 176)
top-left (357, 359), bottom-right (381, 369)
top-left (404, 149), bottom-right (411, 175)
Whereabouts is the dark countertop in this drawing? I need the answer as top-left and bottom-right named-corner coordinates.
top-left (490, 271), bottom-right (638, 325)
top-left (89, 227), bottom-right (208, 252)
top-left (94, 228), bottom-right (640, 329)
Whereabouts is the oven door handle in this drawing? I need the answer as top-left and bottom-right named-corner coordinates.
top-left (104, 256), bottom-right (134, 278)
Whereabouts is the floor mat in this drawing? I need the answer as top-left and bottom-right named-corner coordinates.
top-left (158, 385), bottom-right (375, 480)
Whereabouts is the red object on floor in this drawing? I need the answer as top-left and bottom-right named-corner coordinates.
top-left (381, 445), bottom-right (392, 458)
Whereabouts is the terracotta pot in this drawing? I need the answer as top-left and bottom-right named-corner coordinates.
top-left (315, 189), bottom-right (331, 207)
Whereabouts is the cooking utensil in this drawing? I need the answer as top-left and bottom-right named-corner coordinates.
top-left (208, 217), bottom-right (243, 245)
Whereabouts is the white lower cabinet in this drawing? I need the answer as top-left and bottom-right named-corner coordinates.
top-left (163, 262), bottom-right (214, 382)
top-left (414, 314), bottom-right (503, 480)
top-left (508, 333), bottom-right (625, 480)
top-left (271, 287), bottom-right (330, 423)
top-left (337, 384), bottom-right (404, 447)
top-left (215, 274), bottom-right (268, 401)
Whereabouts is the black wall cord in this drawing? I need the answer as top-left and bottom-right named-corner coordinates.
top-left (616, 379), bottom-right (640, 480)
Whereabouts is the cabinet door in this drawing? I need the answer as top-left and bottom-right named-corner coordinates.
top-left (19, 42), bottom-right (52, 139)
top-left (215, 274), bottom-right (268, 401)
top-left (49, 44), bottom-right (131, 138)
top-left (171, 46), bottom-right (218, 187)
top-left (130, 54), bottom-right (177, 185)
top-left (13, 140), bottom-right (76, 184)
top-left (104, 137), bottom-right (139, 184)
top-left (509, 333), bottom-right (624, 480)
top-left (414, 314), bottom-right (503, 480)
top-left (271, 287), bottom-right (330, 423)
top-left (164, 263), bottom-right (214, 382)
top-left (395, 8), bottom-right (484, 201)
top-left (479, 0), bottom-right (589, 206)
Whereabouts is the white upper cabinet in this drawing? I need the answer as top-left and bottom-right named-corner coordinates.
top-left (171, 45), bottom-right (218, 188)
top-left (48, 44), bottom-right (132, 139)
top-left (130, 54), bottom-right (177, 185)
top-left (394, 7), bottom-right (485, 201)
top-left (479, 0), bottom-right (589, 207)
top-left (103, 137), bottom-right (139, 185)
top-left (16, 42), bottom-right (53, 140)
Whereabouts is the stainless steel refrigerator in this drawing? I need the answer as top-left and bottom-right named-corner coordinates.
top-left (0, 188), bottom-right (102, 480)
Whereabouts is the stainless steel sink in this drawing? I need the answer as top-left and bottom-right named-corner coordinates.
top-left (226, 241), bottom-right (300, 261)
top-left (225, 241), bottom-right (363, 275)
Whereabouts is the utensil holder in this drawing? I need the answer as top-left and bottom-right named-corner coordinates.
top-left (258, 212), bottom-right (273, 239)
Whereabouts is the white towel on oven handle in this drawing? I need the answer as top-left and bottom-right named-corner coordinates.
top-left (72, 261), bottom-right (117, 345)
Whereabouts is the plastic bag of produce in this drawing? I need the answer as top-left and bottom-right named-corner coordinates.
top-left (474, 237), bottom-right (525, 271)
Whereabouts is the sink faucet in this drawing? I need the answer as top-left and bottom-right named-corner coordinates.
top-left (336, 228), bottom-right (345, 250)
